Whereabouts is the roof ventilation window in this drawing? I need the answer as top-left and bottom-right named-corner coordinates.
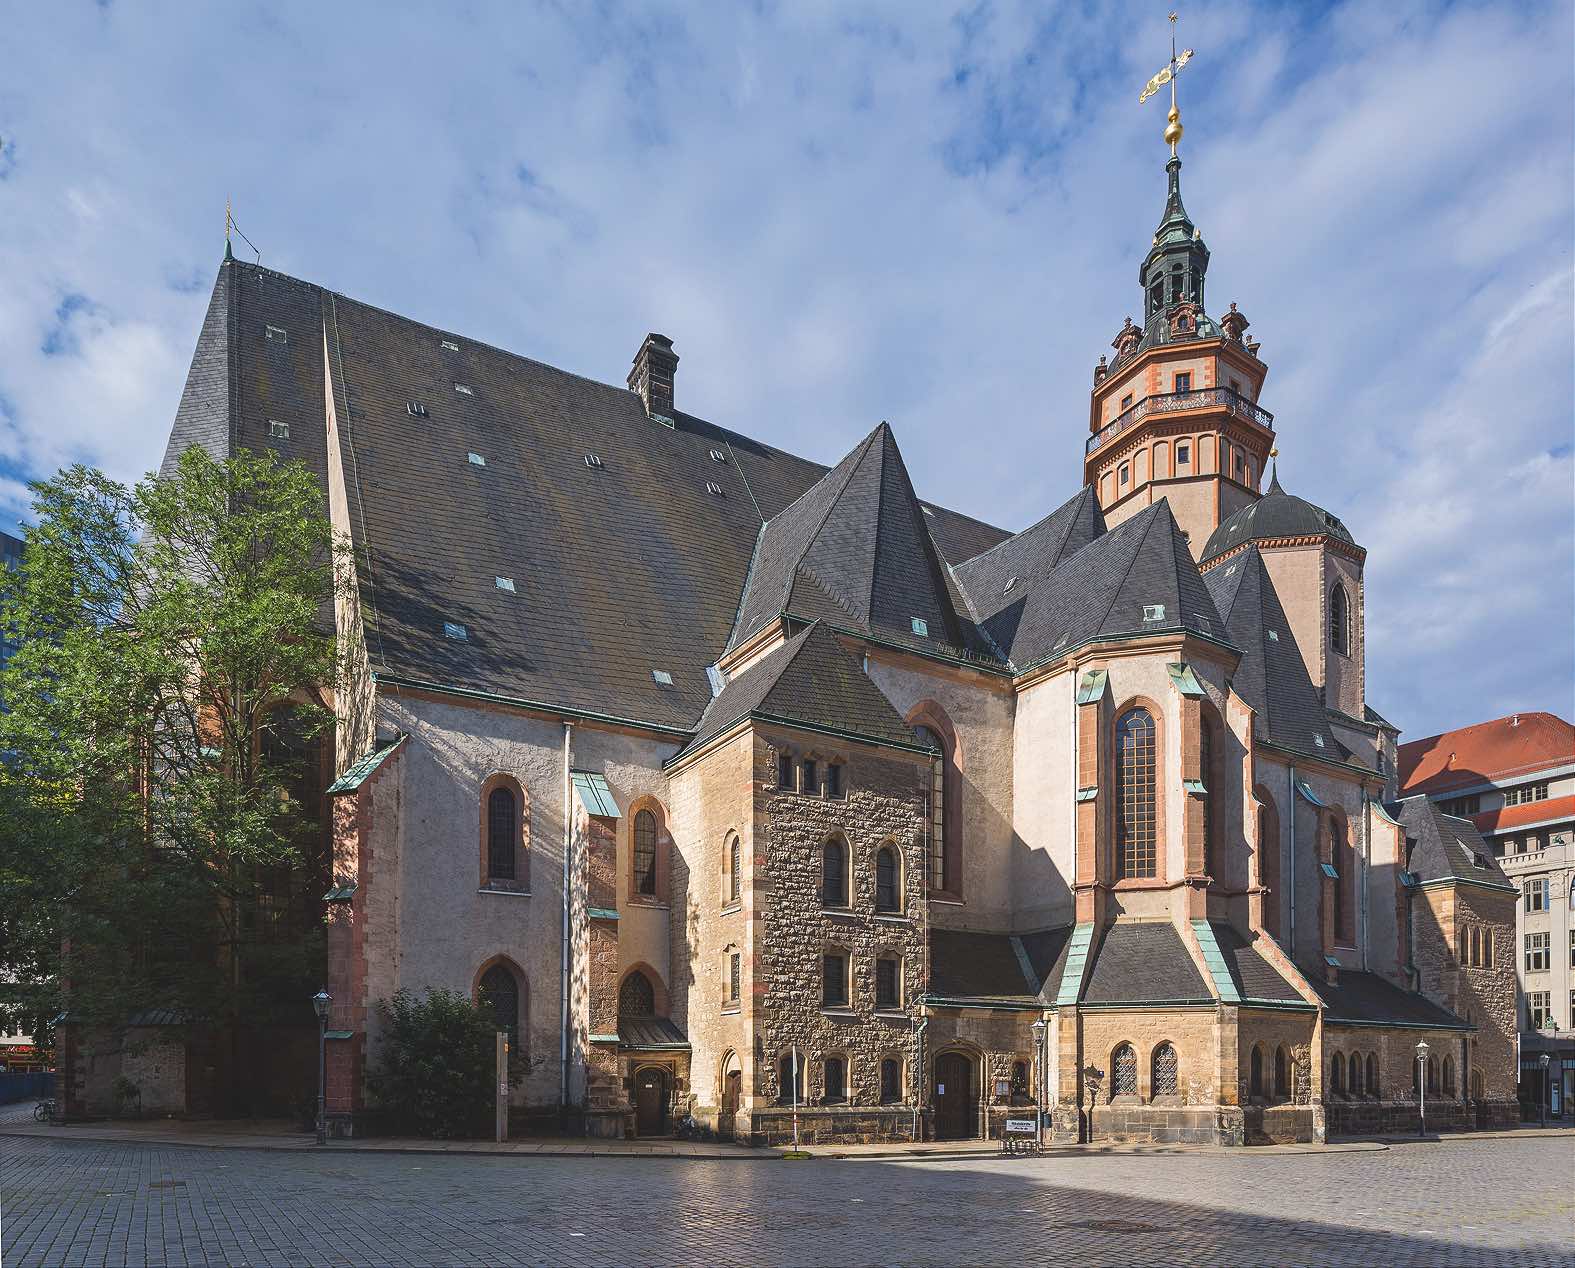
top-left (1268, 629), bottom-right (1279, 641)
top-left (706, 481), bottom-right (724, 496)
top-left (1143, 604), bottom-right (1166, 622)
top-left (652, 669), bottom-right (673, 686)
top-left (1053, 634), bottom-right (1069, 652)
top-left (268, 419), bottom-right (289, 440)
top-left (454, 383), bottom-right (473, 395)
top-left (1194, 614), bottom-right (1211, 632)
top-left (441, 339), bottom-right (460, 352)
top-left (265, 324), bottom-right (287, 342)
top-left (706, 665), bottom-right (726, 697)
top-left (443, 622), bottom-right (468, 641)
top-left (584, 453), bottom-right (604, 469)
top-left (468, 452), bottom-right (486, 467)
top-left (1224, 565), bottom-right (1236, 576)
top-left (1003, 577), bottom-right (1016, 594)
top-left (710, 449), bottom-right (728, 463)
top-left (1313, 733), bottom-right (1326, 748)
top-left (407, 402), bottom-right (428, 418)
top-left (921, 506), bottom-right (935, 517)
top-left (495, 577), bottom-right (516, 593)
top-left (910, 617), bottom-right (929, 637)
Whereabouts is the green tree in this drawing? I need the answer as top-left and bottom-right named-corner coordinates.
top-left (0, 446), bottom-right (349, 1088)
top-left (368, 989), bottom-right (521, 1138)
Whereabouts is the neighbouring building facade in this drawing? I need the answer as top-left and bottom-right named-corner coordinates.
top-left (67, 117), bottom-right (1521, 1145)
top-left (1401, 711), bottom-right (1575, 1120)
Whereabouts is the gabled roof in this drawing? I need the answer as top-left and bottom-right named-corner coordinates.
top-left (957, 499), bottom-right (1226, 671)
top-left (1082, 921), bottom-right (1211, 1006)
top-left (1399, 711), bottom-right (1574, 796)
top-left (1204, 545), bottom-right (1337, 759)
top-left (1200, 470), bottom-right (1359, 564)
top-left (926, 926), bottom-right (1073, 1007)
top-left (1207, 924), bottom-right (1307, 1004)
top-left (163, 259), bottom-right (1007, 736)
top-left (674, 622), bottom-right (919, 761)
top-left (1389, 795), bottom-right (1513, 888)
top-left (726, 422), bottom-right (977, 658)
top-left (1305, 970), bottom-right (1470, 1030)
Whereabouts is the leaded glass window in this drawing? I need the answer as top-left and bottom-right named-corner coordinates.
top-left (875, 847), bottom-right (900, 913)
top-left (875, 957), bottom-right (899, 1009)
top-left (1152, 1043), bottom-right (1179, 1096)
top-left (1116, 709), bottom-right (1157, 879)
top-left (822, 952), bottom-right (847, 1007)
top-left (487, 786), bottom-right (516, 880)
top-left (479, 964), bottom-right (519, 1048)
top-left (880, 1058), bottom-right (901, 1104)
top-left (1330, 583), bottom-right (1351, 656)
top-left (618, 970), bottom-right (655, 1018)
top-left (822, 837), bottom-right (847, 907)
top-left (633, 809), bottom-right (658, 896)
top-left (1112, 1043), bottom-right (1137, 1097)
top-left (728, 835), bottom-right (741, 904)
top-left (823, 1056), bottom-right (846, 1103)
top-left (1200, 721), bottom-right (1216, 877)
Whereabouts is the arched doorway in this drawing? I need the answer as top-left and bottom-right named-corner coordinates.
top-left (933, 1051), bottom-right (978, 1140)
top-left (634, 1066), bottom-right (669, 1137)
top-left (720, 1068), bottom-right (741, 1141)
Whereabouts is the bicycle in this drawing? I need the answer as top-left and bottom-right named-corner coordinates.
top-left (33, 1098), bottom-right (60, 1124)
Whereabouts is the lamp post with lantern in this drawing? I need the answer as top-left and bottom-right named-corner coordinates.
top-left (1415, 1039), bottom-right (1429, 1138)
top-left (1031, 1017), bottom-right (1048, 1144)
top-left (312, 988), bottom-right (331, 1146)
top-left (1538, 1051), bottom-right (1551, 1128)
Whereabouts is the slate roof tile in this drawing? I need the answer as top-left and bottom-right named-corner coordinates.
top-left (1304, 969), bottom-right (1470, 1030)
top-left (1389, 795), bottom-right (1512, 887)
top-left (1082, 921), bottom-right (1211, 1005)
top-left (1208, 924), bottom-right (1306, 1003)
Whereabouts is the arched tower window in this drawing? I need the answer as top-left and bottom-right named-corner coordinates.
top-left (821, 836), bottom-right (848, 907)
top-left (1200, 716), bottom-right (1218, 878)
top-left (618, 969), bottom-right (656, 1019)
top-left (633, 809), bottom-right (658, 896)
top-left (727, 833), bottom-right (741, 905)
top-left (1257, 792), bottom-right (1282, 940)
top-left (912, 715), bottom-right (960, 896)
top-left (479, 963), bottom-right (521, 1049)
top-left (1330, 582), bottom-right (1351, 657)
top-left (875, 846), bottom-right (900, 913)
top-left (1116, 708), bottom-right (1158, 880)
top-left (1331, 811), bottom-right (1355, 946)
top-left (1274, 1046), bottom-right (1289, 1100)
top-left (487, 786), bottom-right (516, 881)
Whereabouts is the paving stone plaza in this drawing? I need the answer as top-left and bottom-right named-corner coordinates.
top-left (2, 1133), bottom-right (1571, 1266)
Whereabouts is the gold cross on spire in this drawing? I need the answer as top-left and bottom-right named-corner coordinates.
top-left (1139, 11), bottom-right (1195, 157)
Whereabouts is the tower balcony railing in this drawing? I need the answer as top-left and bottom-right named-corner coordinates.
top-left (1087, 386), bottom-right (1275, 456)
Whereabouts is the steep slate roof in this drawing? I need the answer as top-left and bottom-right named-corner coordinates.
top-left (955, 500), bottom-right (1226, 671)
top-left (726, 422), bottom-right (978, 658)
top-left (674, 623), bottom-right (920, 761)
top-left (161, 259), bottom-right (1008, 735)
top-left (1082, 921), bottom-right (1211, 1005)
top-left (1389, 796), bottom-right (1512, 887)
top-left (927, 926), bottom-right (1074, 1006)
top-left (1304, 970), bottom-right (1470, 1030)
top-left (1203, 545), bottom-right (1337, 759)
top-left (1200, 471), bottom-right (1360, 564)
top-left (1208, 924), bottom-right (1306, 1003)
top-left (1399, 711), bottom-right (1575, 796)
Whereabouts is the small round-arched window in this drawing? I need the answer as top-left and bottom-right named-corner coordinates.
top-left (1330, 582), bottom-right (1351, 656)
top-left (1112, 1043), bottom-right (1137, 1098)
top-left (1152, 1043), bottom-right (1179, 1097)
top-left (875, 846), bottom-right (900, 913)
top-left (618, 970), bottom-right (656, 1019)
top-left (633, 810), bottom-right (659, 896)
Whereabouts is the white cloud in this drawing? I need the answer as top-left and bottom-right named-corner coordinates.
top-left (0, 0), bottom-right (1569, 736)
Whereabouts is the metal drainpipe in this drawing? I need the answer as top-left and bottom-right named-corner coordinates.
top-left (1287, 763), bottom-right (1297, 955)
top-left (1359, 780), bottom-right (1370, 971)
top-left (560, 722), bottom-right (573, 1114)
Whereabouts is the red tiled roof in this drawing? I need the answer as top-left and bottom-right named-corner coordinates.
top-left (1399, 712), bottom-right (1575, 796)
top-left (1471, 794), bottom-right (1575, 835)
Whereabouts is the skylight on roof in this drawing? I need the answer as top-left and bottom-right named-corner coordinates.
top-left (706, 665), bottom-right (725, 697)
top-left (495, 577), bottom-right (516, 592)
top-left (441, 339), bottom-right (460, 352)
top-left (1314, 734), bottom-right (1326, 748)
top-left (710, 449), bottom-right (728, 463)
top-left (921, 506), bottom-right (934, 517)
top-left (585, 453), bottom-right (604, 469)
top-left (1268, 630), bottom-right (1279, 641)
top-left (407, 402), bottom-right (428, 418)
top-left (1194, 614), bottom-right (1211, 631)
top-left (468, 452), bottom-right (486, 466)
top-left (265, 324), bottom-right (287, 342)
top-left (1143, 604), bottom-right (1166, 622)
top-left (443, 622), bottom-right (468, 641)
top-left (1003, 577), bottom-right (1016, 594)
top-left (652, 669), bottom-right (673, 685)
top-left (1224, 564), bottom-right (1236, 576)
top-left (910, 617), bottom-right (929, 637)
top-left (269, 419), bottom-right (289, 439)
top-left (454, 383), bottom-right (473, 395)
top-left (706, 481), bottom-right (724, 496)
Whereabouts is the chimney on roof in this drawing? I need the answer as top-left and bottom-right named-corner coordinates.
top-left (1511, 714), bottom-right (1520, 727)
top-left (628, 332), bottom-right (678, 422)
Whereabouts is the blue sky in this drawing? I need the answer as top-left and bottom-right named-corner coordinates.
top-left (1, 1), bottom-right (1570, 739)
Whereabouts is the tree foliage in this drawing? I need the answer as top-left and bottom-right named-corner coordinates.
top-left (0, 446), bottom-right (349, 1042)
top-left (367, 989), bottom-right (521, 1138)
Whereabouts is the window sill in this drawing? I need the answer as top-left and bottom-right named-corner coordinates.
top-left (1112, 877), bottom-right (1170, 890)
top-left (873, 1008), bottom-right (907, 1020)
top-left (626, 898), bottom-right (670, 911)
top-left (478, 885), bottom-right (531, 897)
top-left (820, 1007), bottom-right (857, 1020)
top-left (720, 903), bottom-right (742, 917)
top-left (720, 1006), bottom-right (741, 1016)
top-left (873, 912), bottom-right (910, 924)
top-left (928, 895), bottom-right (965, 906)
top-left (822, 906), bottom-right (859, 920)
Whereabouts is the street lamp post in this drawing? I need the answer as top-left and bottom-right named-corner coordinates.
top-left (1031, 1018), bottom-right (1048, 1145)
top-left (1539, 1052), bottom-right (1551, 1129)
top-left (1415, 1039), bottom-right (1429, 1138)
top-left (312, 988), bottom-right (331, 1146)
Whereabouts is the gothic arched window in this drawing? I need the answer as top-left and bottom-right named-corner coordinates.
top-left (727, 834), bottom-right (741, 905)
top-left (821, 836), bottom-right (848, 907)
top-left (479, 963), bottom-right (521, 1049)
top-left (1250, 1045), bottom-right (1265, 1098)
top-left (1366, 1053), bottom-right (1379, 1097)
top-left (618, 970), bottom-right (656, 1019)
top-left (633, 809), bottom-right (658, 896)
top-left (1116, 708), bottom-right (1158, 879)
top-left (913, 715), bottom-right (960, 896)
top-left (1200, 717), bottom-right (1218, 878)
top-left (1112, 1044), bottom-right (1138, 1098)
top-left (1330, 1052), bottom-right (1345, 1095)
top-left (1330, 583), bottom-right (1351, 657)
top-left (1274, 1046), bottom-right (1289, 1100)
top-left (1152, 1043), bottom-right (1179, 1097)
top-left (487, 786), bottom-right (516, 881)
top-left (875, 846), bottom-right (900, 913)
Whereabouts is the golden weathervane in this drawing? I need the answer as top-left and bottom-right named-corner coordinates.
top-left (1140, 12), bottom-right (1195, 157)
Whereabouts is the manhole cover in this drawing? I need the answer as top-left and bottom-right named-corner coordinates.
top-left (1056, 1219), bottom-right (1158, 1234)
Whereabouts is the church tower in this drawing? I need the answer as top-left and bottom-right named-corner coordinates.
top-left (1084, 67), bottom-right (1276, 558)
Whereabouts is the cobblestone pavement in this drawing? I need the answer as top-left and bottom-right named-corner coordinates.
top-left (2, 1134), bottom-right (1570, 1266)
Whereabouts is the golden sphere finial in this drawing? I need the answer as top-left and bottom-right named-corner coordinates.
top-left (1164, 103), bottom-right (1183, 151)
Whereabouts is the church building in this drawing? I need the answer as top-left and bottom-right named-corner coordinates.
top-left (136, 101), bottom-right (1519, 1146)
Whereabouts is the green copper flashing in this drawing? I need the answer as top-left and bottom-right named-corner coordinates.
top-left (1075, 668), bottom-right (1109, 705)
top-left (1369, 798), bottom-right (1401, 826)
top-left (1167, 662), bottom-right (1207, 698)
top-left (1075, 786), bottom-right (1099, 803)
top-left (328, 733), bottom-right (408, 795)
top-left (586, 907), bottom-right (619, 921)
top-left (1189, 919), bottom-right (1240, 1004)
top-left (322, 883), bottom-right (357, 903)
top-left (571, 770), bottom-right (621, 818)
top-left (1295, 779), bottom-right (1329, 808)
top-left (1183, 778), bottom-right (1208, 795)
top-left (1055, 923), bottom-right (1096, 1007)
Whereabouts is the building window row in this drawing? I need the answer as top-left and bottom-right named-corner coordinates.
top-left (1327, 1050), bottom-right (1381, 1099)
top-left (819, 836), bottom-right (906, 913)
top-left (1248, 1042), bottom-right (1297, 1102)
top-left (1524, 877), bottom-right (1548, 912)
top-left (1502, 782), bottom-right (1549, 807)
top-left (821, 950), bottom-right (905, 1011)
top-left (776, 748), bottom-right (846, 800)
top-left (1107, 1040), bottom-right (1182, 1102)
top-left (1457, 923), bottom-right (1495, 969)
top-left (1441, 793), bottom-right (1481, 818)
top-left (776, 1052), bottom-right (907, 1106)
